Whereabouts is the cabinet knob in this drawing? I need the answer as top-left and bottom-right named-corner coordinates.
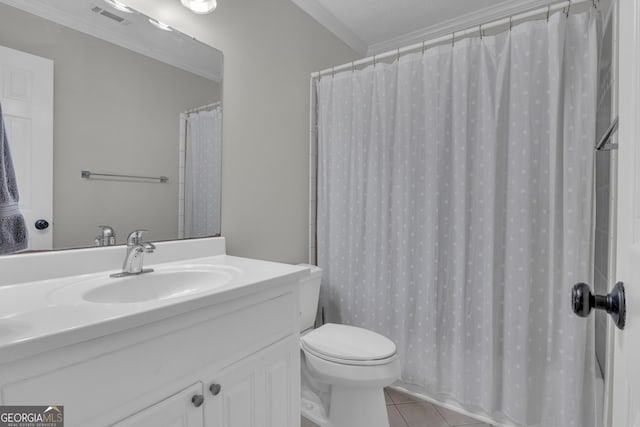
top-left (209, 383), bottom-right (222, 396)
top-left (191, 394), bottom-right (204, 407)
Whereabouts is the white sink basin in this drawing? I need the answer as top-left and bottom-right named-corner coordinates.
top-left (49, 265), bottom-right (238, 304)
top-left (86, 269), bottom-right (232, 303)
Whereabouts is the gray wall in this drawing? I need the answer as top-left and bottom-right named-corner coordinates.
top-left (125, 0), bottom-right (359, 263)
top-left (0, 3), bottom-right (221, 249)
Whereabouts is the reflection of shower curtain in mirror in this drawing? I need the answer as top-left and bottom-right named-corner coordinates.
top-left (184, 106), bottom-right (222, 238)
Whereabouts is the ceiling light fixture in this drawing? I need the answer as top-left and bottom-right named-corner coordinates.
top-left (181, 0), bottom-right (217, 14)
top-left (103, 0), bottom-right (134, 13)
top-left (148, 18), bottom-right (173, 31)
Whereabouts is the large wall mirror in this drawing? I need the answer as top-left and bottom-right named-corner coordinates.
top-left (0, 0), bottom-right (223, 254)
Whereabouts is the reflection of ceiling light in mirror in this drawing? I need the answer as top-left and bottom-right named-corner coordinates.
top-left (148, 18), bottom-right (173, 31)
top-left (181, 0), bottom-right (217, 14)
top-left (103, 0), bottom-right (134, 13)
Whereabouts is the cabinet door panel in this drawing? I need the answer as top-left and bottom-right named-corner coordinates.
top-left (222, 374), bottom-right (256, 427)
top-left (205, 336), bottom-right (299, 427)
top-left (265, 359), bottom-right (289, 427)
top-left (207, 366), bottom-right (257, 427)
top-left (263, 338), bottom-right (298, 427)
top-left (113, 382), bottom-right (204, 427)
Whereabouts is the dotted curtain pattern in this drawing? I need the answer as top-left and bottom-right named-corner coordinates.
top-left (184, 106), bottom-right (222, 238)
top-left (317, 10), bottom-right (597, 427)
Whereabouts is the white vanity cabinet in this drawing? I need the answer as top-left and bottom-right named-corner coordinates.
top-left (115, 336), bottom-right (298, 427)
top-left (0, 272), bottom-right (302, 427)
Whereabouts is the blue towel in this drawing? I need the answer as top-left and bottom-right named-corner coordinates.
top-left (0, 102), bottom-right (28, 254)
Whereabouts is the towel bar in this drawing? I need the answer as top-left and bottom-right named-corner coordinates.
top-left (81, 170), bottom-right (169, 183)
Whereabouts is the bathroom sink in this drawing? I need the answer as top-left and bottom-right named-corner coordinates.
top-left (48, 265), bottom-right (238, 304)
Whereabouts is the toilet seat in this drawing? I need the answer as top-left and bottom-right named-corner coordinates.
top-left (301, 323), bottom-right (397, 366)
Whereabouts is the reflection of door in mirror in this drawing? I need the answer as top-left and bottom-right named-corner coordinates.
top-left (179, 103), bottom-right (222, 239)
top-left (0, 45), bottom-right (53, 252)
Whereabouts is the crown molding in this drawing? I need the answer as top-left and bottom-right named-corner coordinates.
top-left (290, 0), bottom-right (368, 56)
top-left (367, 0), bottom-right (554, 55)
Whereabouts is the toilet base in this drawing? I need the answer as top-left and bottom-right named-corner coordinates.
top-left (301, 383), bottom-right (330, 426)
top-left (328, 386), bottom-right (389, 427)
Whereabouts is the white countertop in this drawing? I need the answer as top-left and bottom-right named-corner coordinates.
top-left (0, 253), bottom-right (309, 365)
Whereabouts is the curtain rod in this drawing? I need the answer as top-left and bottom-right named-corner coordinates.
top-left (183, 101), bottom-right (221, 114)
top-left (311, 0), bottom-right (594, 79)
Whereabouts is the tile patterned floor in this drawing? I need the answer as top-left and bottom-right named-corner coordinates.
top-left (301, 387), bottom-right (494, 427)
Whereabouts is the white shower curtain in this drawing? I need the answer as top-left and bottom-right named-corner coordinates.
top-left (317, 10), bottom-right (597, 427)
top-left (184, 106), bottom-right (222, 238)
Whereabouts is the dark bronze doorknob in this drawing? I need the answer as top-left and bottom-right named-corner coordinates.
top-left (34, 219), bottom-right (49, 230)
top-left (572, 282), bottom-right (626, 330)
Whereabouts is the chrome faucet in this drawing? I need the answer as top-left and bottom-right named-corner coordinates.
top-left (111, 230), bottom-right (156, 278)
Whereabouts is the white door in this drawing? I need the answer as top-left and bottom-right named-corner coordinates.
top-left (113, 382), bottom-right (204, 427)
top-left (0, 45), bottom-right (53, 250)
top-left (611, 0), bottom-right (640, 425)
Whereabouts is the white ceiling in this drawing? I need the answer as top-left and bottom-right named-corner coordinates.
top-left (291, 0), bottom-right (555, 55)
top-left (0, 0), bottom-right (223, 82)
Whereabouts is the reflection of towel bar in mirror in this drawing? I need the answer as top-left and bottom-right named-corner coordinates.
top-left (81, 170), bottom-right (169, 183)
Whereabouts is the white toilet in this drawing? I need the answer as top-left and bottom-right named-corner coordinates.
top-left (299, 264), bottom-right (401, 427)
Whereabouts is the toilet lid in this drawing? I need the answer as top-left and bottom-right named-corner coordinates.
top-left (301, 323), bottom-right (396, 363)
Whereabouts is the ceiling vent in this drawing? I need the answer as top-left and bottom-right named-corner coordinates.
top-left (90, 6), bottom-right (128, 24)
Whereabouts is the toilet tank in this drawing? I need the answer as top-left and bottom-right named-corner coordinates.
top-left (298, 264), bottom-right (322, 332)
